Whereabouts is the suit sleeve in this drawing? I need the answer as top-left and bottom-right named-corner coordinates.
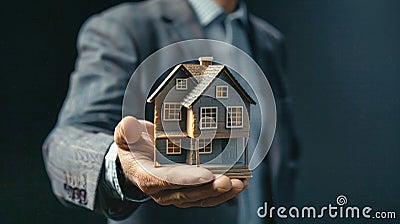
top-left (42, 13), bottom-right (141, 218)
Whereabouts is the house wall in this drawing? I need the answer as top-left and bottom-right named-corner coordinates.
top-left (156, 137), bottom-right (246, 166)
top-left (197, 139), bottom-right (224, 164)
top-left (154, 67), bottom-right (197, 134)
top-left (192, 70), bottom-right (251, 139)
top-left (198, 138), bottom-right (245, 165)
top-left (155, 137), bottom-right (189, 164)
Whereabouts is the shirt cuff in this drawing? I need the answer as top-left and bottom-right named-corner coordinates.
top-left (104, 142), bottom-right (150, 203)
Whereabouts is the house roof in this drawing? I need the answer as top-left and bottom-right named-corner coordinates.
top-left (146, 63), bottom-right (256, 106)
top-left (147, 64), bottom-right (186, 103)
top-left (181, 65), bottom-right (225, 108)
top-left (182, 64), bottom-right (207, 79)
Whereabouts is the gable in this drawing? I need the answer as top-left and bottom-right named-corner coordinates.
top-left (181, 66), bottom-right (256, 108)
top-left (147, 64), bottom-right (196, 103)
top-left (216, 68), bottom-right (256, 105)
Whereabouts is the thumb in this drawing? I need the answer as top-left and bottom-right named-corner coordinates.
top-left (114, 116), bottom-right (147, 150)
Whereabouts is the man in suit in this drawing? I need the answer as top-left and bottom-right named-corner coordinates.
top-left (43, 0), bottom-right (299, 223)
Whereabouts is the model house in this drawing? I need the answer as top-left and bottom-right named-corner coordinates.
top-left (147, 57), bottom-right (255, 178)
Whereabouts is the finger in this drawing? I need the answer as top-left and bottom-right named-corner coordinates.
top-left (134, 161), bottom-right (215, 193)
top-left (152, 175), bottom-right (232, 205)
top-left (146, 162), bottom-right (215, 186)
top-left (175, 179), bottom-right (249, 208)
top-left (119, 155), bottom-right (215, 195)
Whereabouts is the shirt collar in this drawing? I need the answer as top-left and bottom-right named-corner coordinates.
top-left (187, 0), bottom-right (248, 27)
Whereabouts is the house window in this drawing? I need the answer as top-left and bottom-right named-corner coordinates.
top-left (163, 103), bottom-right (181, 121)
top-left (198, 139), bottom-right (212, 154)
top-left (216, 86), bottom-right (228, 98)
top-left (200, 107), bottom-right (218, 129)
top-left (176, 78), bottom-right (187, 90)
top-left (226, 106), bottom-right (243, 128)
top-left (166, 139), bottom-right (181, 154)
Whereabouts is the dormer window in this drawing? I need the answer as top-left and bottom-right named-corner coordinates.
top-left (216, 86), bottom-right (228, 98)
top-left (176, 78), bottom-right (187, 90)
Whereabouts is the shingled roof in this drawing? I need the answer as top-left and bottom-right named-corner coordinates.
top-left (146, 62), bottom-right (256, 106)
top-left (181, 65), bottom-right (225, 108)
top-left (182, 64), bottom-right (207, 79)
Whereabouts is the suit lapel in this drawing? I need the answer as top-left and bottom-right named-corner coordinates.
top-left (159, 0), bottom-right (205, 42)
top-left (248, 17), bottom-right (269, 75)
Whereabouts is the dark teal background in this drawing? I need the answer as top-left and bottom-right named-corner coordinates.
top-left (1, 0), bottom-right (399, 223)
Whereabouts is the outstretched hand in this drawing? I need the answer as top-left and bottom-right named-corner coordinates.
top-left (114, 116), bottom-right (248, 208)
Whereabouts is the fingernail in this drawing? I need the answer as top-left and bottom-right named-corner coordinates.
top-left (216, 187), bottom-right (230, 193)
top-left (233, 186), bottom-right (244, 191)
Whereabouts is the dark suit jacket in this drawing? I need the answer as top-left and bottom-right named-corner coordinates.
top-left (43, 0), bottom-right (299, 223)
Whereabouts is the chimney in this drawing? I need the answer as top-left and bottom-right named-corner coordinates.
top-left (198, 56), bottom-right (213, 67)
